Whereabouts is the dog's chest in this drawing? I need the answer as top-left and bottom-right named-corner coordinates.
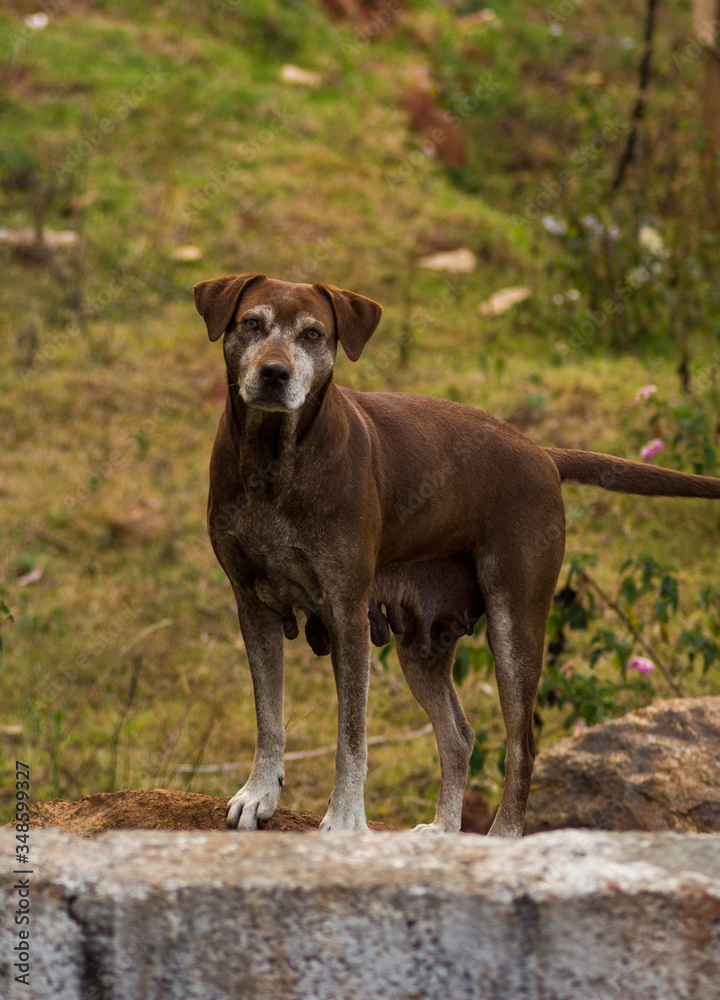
top-left (226, 504), bottom-right (325, 613)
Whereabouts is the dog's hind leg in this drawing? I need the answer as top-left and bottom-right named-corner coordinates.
top-left (397, 640), bottom-right (475, 833)
top-left (226, 591), bottom-right (286, 831)
top-left (482, 544), bottom-right (562, 839)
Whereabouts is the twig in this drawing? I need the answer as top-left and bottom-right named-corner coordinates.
top-left (106, 653), bottom-right (143, 792)
top-left (192, 601), bottom-right (224, 618)
top-left (581, 570), bottom-right (683, 697)
top-left (171, 722), bottom-right (435, 774)
top-left (182, 717), bottom-right (219, 792)
top-left (33, 527), bottom-right (76, 553)
top-left (609, 0), bottom-right (660, 196)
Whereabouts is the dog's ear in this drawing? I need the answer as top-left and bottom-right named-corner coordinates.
top-left (193, 273), bottom-right (266, 342)
top-left (314, 284), bottom-right (382, 362)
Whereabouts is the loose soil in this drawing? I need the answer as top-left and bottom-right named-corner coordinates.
top-left (27, 788), bottom-right (401, 837)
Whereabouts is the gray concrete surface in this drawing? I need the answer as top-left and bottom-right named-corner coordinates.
top-left (2, 828), bottom-right (720, 999)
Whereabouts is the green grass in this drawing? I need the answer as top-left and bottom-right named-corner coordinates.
top-left (1, 0), bottom-right (719, 826)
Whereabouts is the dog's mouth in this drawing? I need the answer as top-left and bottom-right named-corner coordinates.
top-left (239, 381), bottom-right (304, 413)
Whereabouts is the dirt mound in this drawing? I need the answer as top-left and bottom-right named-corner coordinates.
top-left (29, 788), bottom-right (399, 837)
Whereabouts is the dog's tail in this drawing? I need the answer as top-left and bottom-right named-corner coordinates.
top-left (545, 447), bottom-right (720, 499)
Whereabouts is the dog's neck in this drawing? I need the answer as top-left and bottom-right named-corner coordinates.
top-left (225, 373), bottom-right (346, 499)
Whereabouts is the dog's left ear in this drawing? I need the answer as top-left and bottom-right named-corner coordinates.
top-left (194, 273), bottom-right (266, 342)
top-left (314, 284), bottom-right (382, 362)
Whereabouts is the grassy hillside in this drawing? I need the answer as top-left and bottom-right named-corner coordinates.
top-left (1, 0), bottom-right (719, 825)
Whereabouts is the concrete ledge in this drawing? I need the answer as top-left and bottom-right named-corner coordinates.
top-left (2, 829), bottom-right (720, 999)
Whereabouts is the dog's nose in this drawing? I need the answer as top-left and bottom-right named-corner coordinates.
top-left (260, 362), bottom-right (291, 386)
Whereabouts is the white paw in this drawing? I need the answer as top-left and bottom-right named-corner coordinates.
top-left (411, 821), bottom-right (455, 834)
top-left (226, 779), bottom-right (281, 830)
top-left (319, 794), bottom-right (368, 832)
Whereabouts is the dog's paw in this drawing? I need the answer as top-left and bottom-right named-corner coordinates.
top-left (319, 795), bottom-right (368, 833)
top-left (411, 821), bottom-right (456, 834)
top-left (226, 781), bottom-right (281, 830)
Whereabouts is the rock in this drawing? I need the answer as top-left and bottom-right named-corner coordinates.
top-left (2, 828), bottom-right (720, 999)
top-left (458, 8), bottom-right (502, 29)
top-left (0, 227), bottom-right (79, 248)
top-left (279, 64), bottom-right (322, 87)
top-left (28, 788), bottom-right (399, 836)
top-left (170, 244), bottom-right (202, 261)
top-left (525, 697), bottom-right (720, 834)
top-left (419, 248), bottom-right (476, 272)
top-left (478, 286), bottom-right (532, 316)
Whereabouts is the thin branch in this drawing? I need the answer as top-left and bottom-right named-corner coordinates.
top-left (609, 0), bottom-right (660, 196)
top-left (106, 653), bottom-right (143, 792)
top-left (182, 717), bottom-right (220, 792)
top-left (171, 722), bottom-right (435, 774)
top-left (33, 527), bottom-right (77, 554)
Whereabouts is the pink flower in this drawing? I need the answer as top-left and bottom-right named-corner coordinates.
top-left (629, 656), bottom-right (655, 675)
top-left (635, 384), bottom-right (657, 402)
top-left (573, 719), bottom-right (588, 736)
top-left (562, 660), bottom-right (574, 678)
top-left (640, 438), bottom-right (664, 461)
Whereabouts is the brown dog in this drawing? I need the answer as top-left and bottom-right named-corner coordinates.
top-left (194, 273), bottom-right (720, 837)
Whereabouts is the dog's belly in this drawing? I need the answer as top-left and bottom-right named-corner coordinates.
top-left (369, 555), bottom-right (485, 651)
top-left (222, 507), bottom-right (484, 656)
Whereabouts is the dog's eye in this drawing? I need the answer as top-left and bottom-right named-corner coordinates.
top-left (305, 329), bottom-right (321, 341)
top-left (243, 317), bottom-right (259, 331)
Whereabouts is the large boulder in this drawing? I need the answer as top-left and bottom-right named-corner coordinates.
top-left (525, 697), bottom-right (720, 834)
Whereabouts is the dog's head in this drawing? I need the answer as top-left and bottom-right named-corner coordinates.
top-left (194, 274), bottom-right (382, 413)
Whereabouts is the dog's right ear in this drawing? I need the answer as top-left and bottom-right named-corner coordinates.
top-left (314, 284), bottom-right (383, 362)
top-left (193, 273), bottom-right (266, 342)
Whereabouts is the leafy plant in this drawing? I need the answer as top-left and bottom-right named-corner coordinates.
top-left (638, 389), bottom-right (719, 477)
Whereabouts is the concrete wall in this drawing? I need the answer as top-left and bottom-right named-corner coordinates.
top-left (2, 828), bottom-right (720, 1000)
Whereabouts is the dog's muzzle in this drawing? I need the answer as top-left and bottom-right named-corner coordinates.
top-left (241, 359), bottom-right (303, 411)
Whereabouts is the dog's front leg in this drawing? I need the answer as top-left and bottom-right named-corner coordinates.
top-left (226, 594), bottom-right (286, 830)
top-left (320, 608), bottom-right (371, 832)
